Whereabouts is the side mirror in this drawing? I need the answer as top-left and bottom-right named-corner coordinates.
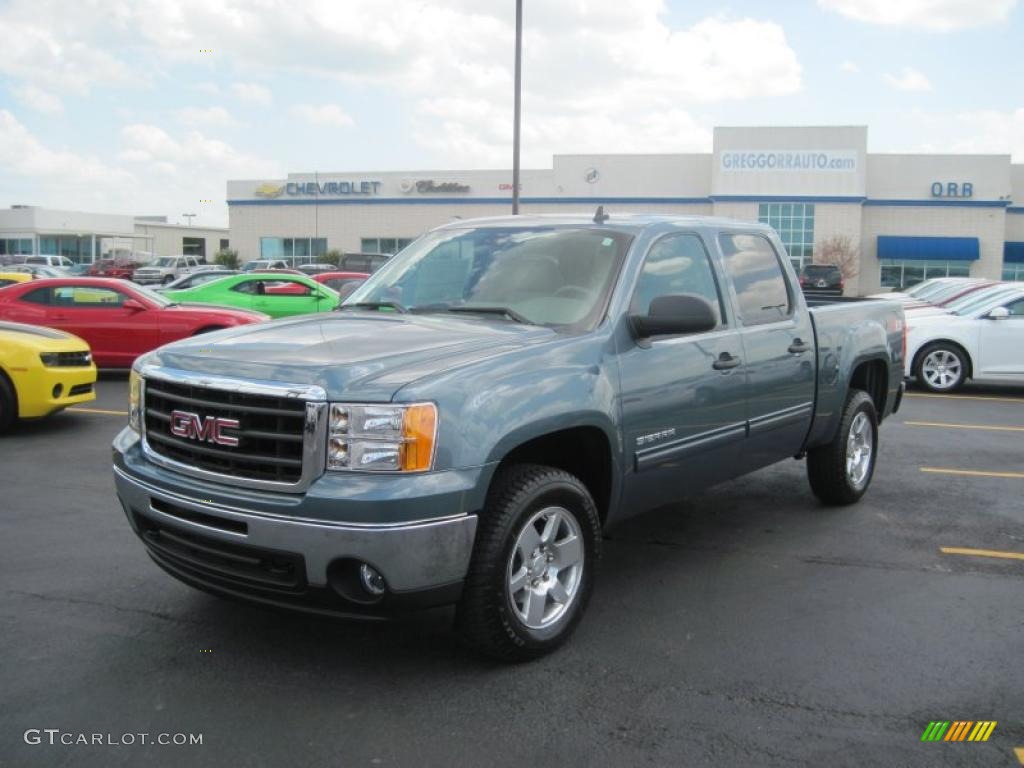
top-left (629, 295), bottom-right (718, 339)
top-left (122, 298), bottom-right (146, 312)
top-left (986, 306), bottom-right (1010, 320)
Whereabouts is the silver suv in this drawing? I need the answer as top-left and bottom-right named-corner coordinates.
top-left (133, 255), bottom-right (202, 285)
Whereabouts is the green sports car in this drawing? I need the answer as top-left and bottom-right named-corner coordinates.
top-left (163, 273), bottom-right (340, 318)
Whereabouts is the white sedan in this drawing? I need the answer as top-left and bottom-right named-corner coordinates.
top-left (906, 287), bottom-right (1024, 391)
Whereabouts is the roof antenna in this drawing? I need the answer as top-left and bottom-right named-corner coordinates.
top-left (593, 205), bottom-right (609, 224)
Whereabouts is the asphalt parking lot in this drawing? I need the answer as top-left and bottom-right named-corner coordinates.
top-left (2, 375), bottom-right (1022, 767)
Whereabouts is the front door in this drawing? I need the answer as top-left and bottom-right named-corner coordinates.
top-left (717, 233), bottom-right (816, 471)
top-left (976, 297), bottom-right (1024, 381)
top-left (617, 232), bottom-right (748, 515)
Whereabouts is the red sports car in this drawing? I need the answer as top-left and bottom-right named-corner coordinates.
top-left (312, 271), bottom-right (370, 300)
top-left (0, 278), bottom-right (268, 368)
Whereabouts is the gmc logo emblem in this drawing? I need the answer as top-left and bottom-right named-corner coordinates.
top-left (169, 409), bottom-right (240, 447)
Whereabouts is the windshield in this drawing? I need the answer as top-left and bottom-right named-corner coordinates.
top-left (243, 261), bottom-right (267, 271)
top-left (132, 283), bottom-right (174, 307)
top-left (346, 226), bottom-right (632, 329)
top-left (151, 257), bottom-right (177, 267)
top-left (904, 279), bottom-right (945, 298)
top-left (802, 265), bottom-right (837, 276)
top-left (949, 287), bottom-right (1020, 315)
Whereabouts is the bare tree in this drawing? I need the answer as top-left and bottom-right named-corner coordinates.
top-left (813, 235), bottom-right (860, 280)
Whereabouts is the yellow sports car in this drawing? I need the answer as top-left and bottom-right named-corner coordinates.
top-left (0, 272), bottom-right (33, 288)
top-left (0, 321), bottom-right (97, 432)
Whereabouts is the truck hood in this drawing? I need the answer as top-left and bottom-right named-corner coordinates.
top-left (148, 311), bottom-right (557, 401)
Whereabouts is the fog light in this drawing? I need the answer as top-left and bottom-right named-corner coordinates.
top-left (52, 383), bottom-right (63, 399)
top-left (359, 564), bottom-right (387, 596)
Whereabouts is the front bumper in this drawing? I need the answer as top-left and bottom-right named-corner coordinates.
top-left (16, 364), bottom-right (96, 418)
top-left (113, 429), bottom-right (482, 616)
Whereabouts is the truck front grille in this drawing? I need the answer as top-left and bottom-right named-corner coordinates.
top-left (143, 378), bottom-right (309, 485)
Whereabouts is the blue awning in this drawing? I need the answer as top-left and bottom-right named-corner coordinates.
top-left (1005, 242), bottom-right (1024, 264)
top-left (877, 236), bottom-right (980, 262)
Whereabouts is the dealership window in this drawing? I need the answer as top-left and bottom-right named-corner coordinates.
top-left (1003, 264), bottom-right (1024, 282)
top-left (219, 238), bottom-right (229, 252)
top-left (259, 237), bottom-right (327, 264)
top-left (758, 203), bottom-right (814, 271)
top-left (182, 236), bottom-right (206, 261)
top-left (879, 260), bottom-right (971, 289)
top-left (38, 235), bottom-right (93, 263)
top-left (361, 237), bottom-right (413, 254)
top-left (0, 238), bottom-right (33, 256)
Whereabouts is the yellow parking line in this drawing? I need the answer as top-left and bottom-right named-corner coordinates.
top-left (921, 467), bottom-right (1024, 479)
top-left (905, 393), bottom-right (1024, 403)
top-left (67, 407), bottom-right (128, 416)
top-left (904, 421), bottom-right (1024, 432)
top-left (940, 547), bottom-right (1024, 562)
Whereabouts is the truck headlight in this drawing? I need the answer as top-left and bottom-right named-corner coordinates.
top-left (128, 370), bottom-right (142, 433)
top-left (327, 403), bottom-right (437, 472)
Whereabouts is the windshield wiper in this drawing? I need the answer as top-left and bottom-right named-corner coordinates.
top-left (337, 301), bottom-right (407, 314)
top-left (442, 306), bottom-right (534, 324)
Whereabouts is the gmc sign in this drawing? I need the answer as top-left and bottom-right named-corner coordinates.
top-left (169, 410), bottom-right (240, 447)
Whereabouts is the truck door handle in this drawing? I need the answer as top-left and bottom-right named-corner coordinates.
top-left (788, 339), bottom-right (811, 354)
top-left (712, 352), bottom-right (740, 370)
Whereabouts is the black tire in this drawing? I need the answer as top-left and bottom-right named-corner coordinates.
top-left (807, 390), bottom-right (878, 506)
top-left (0, 373), bottom-right (17, 433)
top-left (914, 342), bottom-right (968, 393)
top-left (456, 463), bottom-right (601, 662)
top-left (162, 274), bottom-right (174, 285)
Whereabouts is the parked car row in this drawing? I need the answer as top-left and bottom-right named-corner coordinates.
top-left (871, 278), bottom-right (1024, 392)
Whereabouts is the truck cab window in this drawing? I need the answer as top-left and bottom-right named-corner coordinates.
top-left (630, 233), bottom-right (723, 326)
top-left (717, 233), bottom-right (792, 326)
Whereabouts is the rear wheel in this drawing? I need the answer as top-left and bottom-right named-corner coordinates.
top-left (807, 390), bottom-right (878, 506)
top-left (0, 374), bottom-right (17, 433)
top-left (456, 464), bottom-right (601, 662)
top-left (915, 342), bottom-right (967, 392)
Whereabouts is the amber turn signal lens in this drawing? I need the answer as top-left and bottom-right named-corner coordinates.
top-left (401, 403), bottom-right (437, 471)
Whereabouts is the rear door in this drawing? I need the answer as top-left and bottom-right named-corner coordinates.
top-left (617, 232), bottom-right (748, 513)
top-left (976, 296), bottom-right (1024, 381)
top-left (717, 232), bottom-right (816, 471)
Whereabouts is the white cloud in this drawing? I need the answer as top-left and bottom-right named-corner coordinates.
top-left (818, 0), bottom-right (1017, 31)
top-left (13, 84), bottom-right (63, 114)
top-left (175, 106), bottom-right (241, 127)
top-left (195, 82), bottom-right (221, 96)
top-left (0, 109), bottom-right (135, 197)
top-left (0, 1), bottom-right (803, 169)
top-left (884, 67), bottom-right (932, 92)
top-left (292, 104), bottom-right (355, 128)
top-left (840, 60), bottom-right (860, 73)
top-left (0, 109), bottom-right (279, 224)
top-left (231, 82), bottom-right (272, 106)
top-left (937, 108), bottom-right (1024, 160)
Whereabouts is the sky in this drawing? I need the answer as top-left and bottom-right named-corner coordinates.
top-left (0, 0), bottom-right (1022, 227)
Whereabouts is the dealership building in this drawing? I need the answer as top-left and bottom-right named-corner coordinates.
top-left (0, 206), bottom-right (228, 263)
top-left (228, 125), bottom-right (1024, 294)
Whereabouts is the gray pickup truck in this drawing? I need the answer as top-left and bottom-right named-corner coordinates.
top-left (113, 214), bottom-right (905, 660)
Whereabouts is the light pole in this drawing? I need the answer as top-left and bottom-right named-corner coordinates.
top-left (182, 213), bottom-right (197, 226)
top-left (512, 0), bottom-right (522, 215)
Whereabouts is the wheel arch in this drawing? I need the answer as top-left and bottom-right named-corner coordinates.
top-left (849, 356), bottom-right (889, 417)
top-left (487, 424), bottom-right (617, 526)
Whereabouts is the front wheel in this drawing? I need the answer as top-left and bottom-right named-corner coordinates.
top-left (806, 390), bottom-right (878, 506)
top-left (0, 375), bottom-right (16, 433)
top-left (456, 464), bottom-right (601, 662)
top-left (915, 343), bottom-right (967, 392)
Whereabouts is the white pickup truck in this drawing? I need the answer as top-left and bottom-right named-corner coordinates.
top-left (133, 255), bottom-right (202, 285)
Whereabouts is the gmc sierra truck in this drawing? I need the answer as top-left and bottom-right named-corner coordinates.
top-left (113, 214), bottom-right (905, 660)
